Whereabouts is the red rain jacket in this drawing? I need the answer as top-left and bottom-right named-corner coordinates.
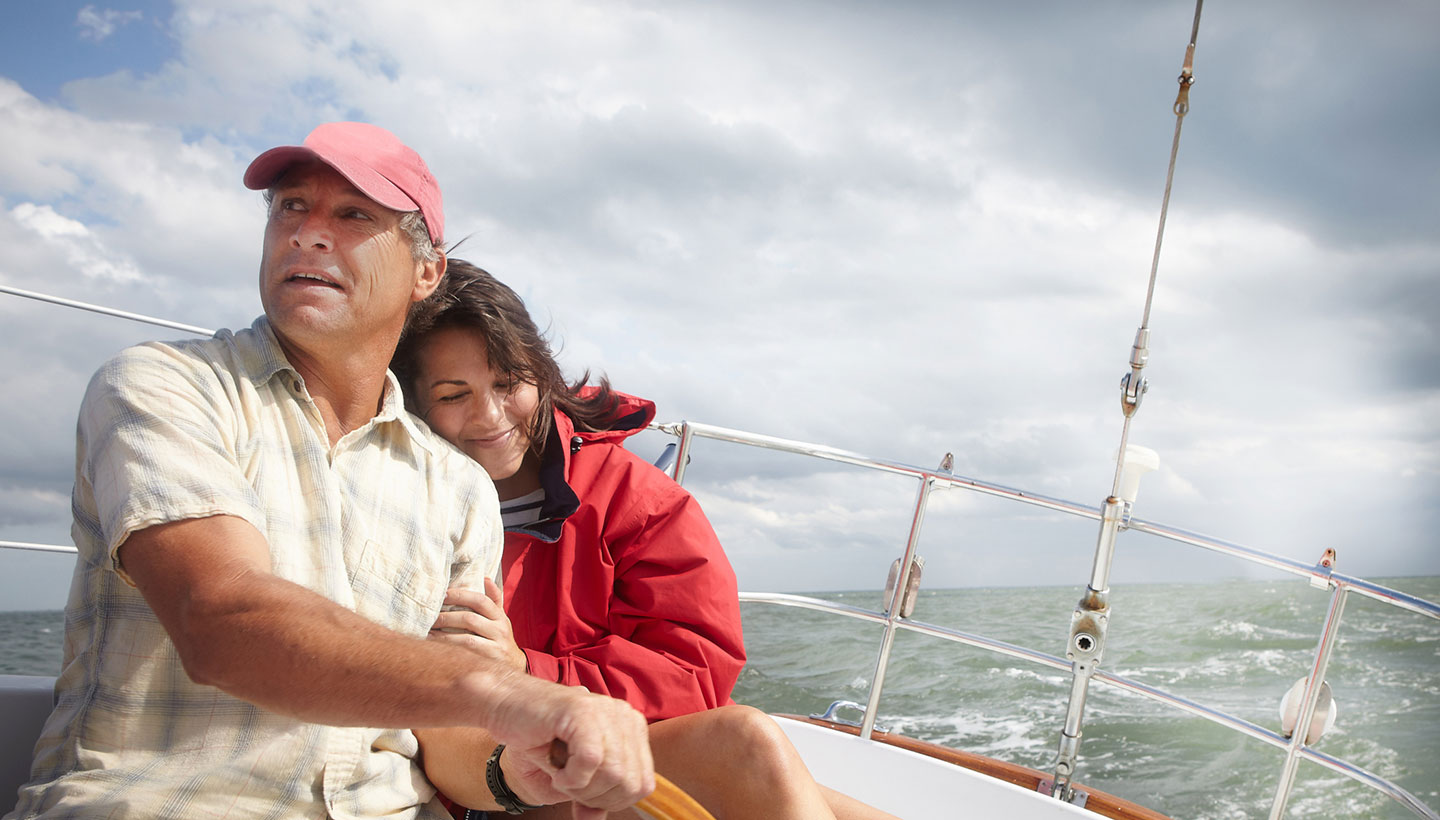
top-left (501, 390), bottom-right (745, 721)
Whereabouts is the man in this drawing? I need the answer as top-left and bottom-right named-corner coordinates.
top-left (6, 122), bottom-right (652, 820)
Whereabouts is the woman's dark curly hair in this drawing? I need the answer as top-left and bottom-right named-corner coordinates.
top-left (392, 259), bottom-right (620, 455)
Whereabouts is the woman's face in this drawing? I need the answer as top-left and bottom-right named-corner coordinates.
top-left (413, 325), bottom-right (542, 498)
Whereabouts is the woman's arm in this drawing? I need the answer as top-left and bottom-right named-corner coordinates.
top-left (415, 727), bottom-right (500, 809)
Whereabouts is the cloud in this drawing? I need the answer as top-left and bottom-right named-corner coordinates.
top-left (0, 78), bottom-right (267, 323)
top-left (76, 6), bottom-right (144, 43)
top-left (10, 202), bottom-right (145, 283)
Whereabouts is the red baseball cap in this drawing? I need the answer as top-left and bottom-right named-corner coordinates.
top-left (243, 122), bottom-right (444, 245)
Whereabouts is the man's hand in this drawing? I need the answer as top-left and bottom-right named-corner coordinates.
top-left (488, 683), bottom-right (655, 819)
top-left (429, 579), bottom-right (527, 672)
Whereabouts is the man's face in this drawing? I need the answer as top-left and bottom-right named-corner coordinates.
top-left (258, 161), bottom-right (440, 354)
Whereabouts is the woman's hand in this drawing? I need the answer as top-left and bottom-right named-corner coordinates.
top-left (430, 578), bottom-right (528, 673)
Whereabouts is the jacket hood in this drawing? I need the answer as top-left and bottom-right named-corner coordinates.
top-left (563, 387), bottom-right (655, 446)
top-left (511, 388), bottom-right (656, 543)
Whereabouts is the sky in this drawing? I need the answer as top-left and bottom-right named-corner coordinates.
top-left (0, 0), bottom-right (1436, 611)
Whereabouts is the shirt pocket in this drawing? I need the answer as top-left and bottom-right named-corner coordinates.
top-left (351, 538), bottom-right (445, 638)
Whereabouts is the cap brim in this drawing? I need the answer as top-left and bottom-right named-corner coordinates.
top-left (242, 145), bottom-right (420, 215)
top-left (243, 146), bottom-right (318, 190)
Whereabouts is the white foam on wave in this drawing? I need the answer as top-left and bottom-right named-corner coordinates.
top-left (1209, 618), bottom-right (1312, 642)
top-left (997, 666), bottom-right (1067, 686)
top-left (885, 707), bottom-right (1042, 757)
top-left (1163, 648), bottom-right (1291, 684)
top-left (1213, 619), bottom-right (1260, 639)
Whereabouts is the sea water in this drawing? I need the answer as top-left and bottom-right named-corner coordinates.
top-left (3, 577), bottom-right (1437, 819)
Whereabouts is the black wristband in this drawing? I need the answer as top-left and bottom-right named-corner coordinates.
top-left (486, 744), bottom-right (545, 815)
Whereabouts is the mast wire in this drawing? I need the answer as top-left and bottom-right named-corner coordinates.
top-left (1107, 0), bottom-right (1202, 499)
top-left (1141, 0), bottom-right (1202, 331)
top-left (1053, 0), bottom-right (1205, 804)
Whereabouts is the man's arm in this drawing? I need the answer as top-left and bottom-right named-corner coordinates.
top-left (122, 514), bottom-right (502, 727)
top-left (121, 514), bottom-right (654, 814)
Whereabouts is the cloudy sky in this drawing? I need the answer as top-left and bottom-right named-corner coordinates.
top-left (1, 0), bottom-right (1436, 611)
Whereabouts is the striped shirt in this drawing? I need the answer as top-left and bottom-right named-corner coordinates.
top-left (8, 317), bottom-right (501, 820)
top-left (500, 488), bottom-right (545, 529)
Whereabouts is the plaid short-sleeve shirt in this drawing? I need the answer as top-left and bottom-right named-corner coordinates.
top-left (8, 317), bottom-right (501, 820)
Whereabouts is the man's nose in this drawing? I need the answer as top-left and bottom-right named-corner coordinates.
top-left (291, 212), bottom-right (333, 251)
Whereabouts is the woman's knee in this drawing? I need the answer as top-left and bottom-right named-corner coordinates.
top-left (711, 706), bottom-right (808, 774)
top-left (651, 706), bottom-right (811, 782)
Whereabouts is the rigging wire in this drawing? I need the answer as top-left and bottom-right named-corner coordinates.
top-left (1144, 0), bottom-right (1203, 328)
top-left (1051, 0), bottom-right (1204, 804)
top-left (1108, 0), bottom-right (1202, 498)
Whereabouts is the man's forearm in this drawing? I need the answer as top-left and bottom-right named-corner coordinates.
top-left (176, 568), bottom-right (527, 729)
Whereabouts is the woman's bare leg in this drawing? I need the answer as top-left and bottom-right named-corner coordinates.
top-left (819, 784), bottom-right (900, 820)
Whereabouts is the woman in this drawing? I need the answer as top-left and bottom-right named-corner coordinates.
top-left (393, 260), bottom-right (895, 819)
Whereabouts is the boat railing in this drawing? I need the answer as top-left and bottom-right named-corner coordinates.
top-left (651, 419), bottom-right (1440, 820)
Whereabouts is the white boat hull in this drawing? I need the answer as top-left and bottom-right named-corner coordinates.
top-left (775, 716), bottom-right (1097, 819)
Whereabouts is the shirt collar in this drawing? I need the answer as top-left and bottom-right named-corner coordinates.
top-left (239, 316), bottom-right (438, 455)
top-left (384, 369), bottom-right (440, 455)
top-left (242, 315), bottom-right (297, 384)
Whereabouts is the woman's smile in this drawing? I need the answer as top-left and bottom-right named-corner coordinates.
top-left (465, 427), bottom-right (516, 448)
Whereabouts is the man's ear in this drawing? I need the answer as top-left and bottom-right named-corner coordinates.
top-left (413, 253), bottom-right (447, 302)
